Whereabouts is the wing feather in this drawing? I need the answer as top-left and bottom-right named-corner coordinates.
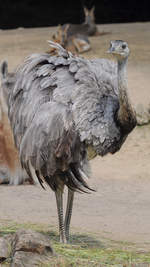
top-left (19, 102), bottom-right (76, 176)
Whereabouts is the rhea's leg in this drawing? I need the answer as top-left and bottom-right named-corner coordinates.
top-left (55, 189), bottom-right (67, 243)
top-left (64, 188), bottom-right (74, 242)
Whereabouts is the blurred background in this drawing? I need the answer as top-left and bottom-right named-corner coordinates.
top-left (0, 0), bottom-right (149, 30)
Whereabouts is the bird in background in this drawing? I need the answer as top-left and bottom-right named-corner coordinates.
top-left (0, 40), bottom-right (136, 243)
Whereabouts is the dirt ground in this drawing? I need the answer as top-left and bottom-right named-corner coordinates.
top-left (0, 22), bottom-right (150, 248)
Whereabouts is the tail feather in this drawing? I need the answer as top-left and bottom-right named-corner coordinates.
top-left (70, 165), bottom-right (95, 192)
top-left (27, 161), bottom-right (40, 187)
top-left (66, 170), bottom-right (89, 193)
top-left (35, 170), bottom-right (46, 190)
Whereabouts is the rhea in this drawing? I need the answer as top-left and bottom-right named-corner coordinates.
top-left (1, 40), bottom-right (136, 243)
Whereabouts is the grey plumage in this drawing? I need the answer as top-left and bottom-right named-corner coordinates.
top-left (1, 40), bottom-right (136, 243)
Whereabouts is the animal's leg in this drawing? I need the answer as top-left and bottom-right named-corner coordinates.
top-left (64, 188), bottom-right (74, 242)
top-left (73, 38), bottom-right (91, 53)
top-left (55, 189), bottom-right (67, 243)
top-left (73, 38), bottom-right (83, 53)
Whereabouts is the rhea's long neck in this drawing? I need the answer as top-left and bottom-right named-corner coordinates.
top-left (117, 56), bottom-right (136, 133)
top-left (118, 57), bottom-right (128, 100)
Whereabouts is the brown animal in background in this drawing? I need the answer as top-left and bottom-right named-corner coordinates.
top-left (55, 6), bottom-right (102, 38)
top-left (0, 62), bottom-right (32, 185)
top-left (49, 6), bottom-right (110, 54)
top-left (50, 24), bottom-right (91, 54)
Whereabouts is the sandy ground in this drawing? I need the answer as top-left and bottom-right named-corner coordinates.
top-left (0, 22), bottom-right (150, 248)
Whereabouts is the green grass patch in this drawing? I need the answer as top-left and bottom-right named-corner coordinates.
top-left (1, 221), bottom-right (150, 266)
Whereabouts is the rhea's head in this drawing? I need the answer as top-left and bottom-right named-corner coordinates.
top-left (108, 40), bottom-right (130, 59)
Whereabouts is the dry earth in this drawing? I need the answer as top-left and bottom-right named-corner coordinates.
top-left (0, 22), bottom-right (150, 248)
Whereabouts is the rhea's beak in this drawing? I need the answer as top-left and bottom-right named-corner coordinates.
top-left (107, 46), bottom-right (115, 54)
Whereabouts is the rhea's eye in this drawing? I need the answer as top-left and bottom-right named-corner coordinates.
top-left (122, 44), bottom-right (126, 49)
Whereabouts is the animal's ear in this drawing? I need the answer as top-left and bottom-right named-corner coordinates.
top-left (90, 6), bottom-right (95, 13)
top-left (0, 61), bottom-right (8, 79)
top-left (83, 6), bottom-right (89, 17)
top-left (63, 24), bottom-right (69, 38)
top-left (52, 24), bottom-right (62, 41)
top-left (57, 24), bottom-right (62, 37)
top-left (58, 24), bottom-right (62, 31)
top-left (89, 6), bottom-right (95, 19)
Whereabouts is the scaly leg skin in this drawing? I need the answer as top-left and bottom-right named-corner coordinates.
top-left (55, 189), bottom-right (67, 243)
top-left (64, 188), bottom-right (74, 243)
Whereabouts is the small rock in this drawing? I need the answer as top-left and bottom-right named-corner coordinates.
top-left (11, 229), bottom-right (54, 255)
top-left (0, 236), bottom-right (11, 263)
top-left (136, 104), bottom-right (150, 126)
top-left (11, 229), bottom-right (54, 266)
top-left (11, 251), bottom-right (52, 267)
